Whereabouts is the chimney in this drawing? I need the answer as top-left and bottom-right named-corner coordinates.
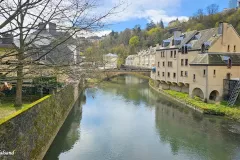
top-left (219, 22), bottom-right (228, 44)
top-left (2, 34), bottom-right (13, 44)
top-left (49, 22), bottom-right (57, 35)
top-left (38, 22), bottom-right (46, 31)
top-left (173, 30), bottom-right (181, 38)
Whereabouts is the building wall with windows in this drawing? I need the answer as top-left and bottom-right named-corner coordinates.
top-left (154, 22), bottom-right (240, 102)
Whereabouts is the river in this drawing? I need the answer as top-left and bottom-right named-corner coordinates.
top-left (44, 75), bottom-right (240, 160)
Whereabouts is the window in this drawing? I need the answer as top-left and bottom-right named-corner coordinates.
top-left (171, 51), bottom-right (173, 58)
top-left (201, 44), bottom-right (205, 53)
top-left (234, 45), bottom-right (236, 52)
top-left (228, 59), bottom-right (232, 68)
top-left (203, 69), bottom-right (206, 76)
top-left (214, 70), bottom-right (216, 76)
top-left (185, 59), bottom-right (188, 66)
top-left (168, 61), bottom-right (173, 67)
top-left (193, 74), bottom-right (196, 81)
top-left (163, 62), bottom-right (165, 67)
top-left (158, 62), bottom-right (160, 67)
top-left (181, 59), bottom-right (184, 66)
top-left (184, 46), bottom-right (188, 54)
top-left (168, 72), bottom-right (170, 78)
top-left (181, 71), bottom-right (183, 77)
top-left (182, 46), bottom-right (184, 54)
top-left (173, 73), bottom-right (176, 78)
top-left (163, 51), bottom-right (165, 57)
top-left (158, 71), bottom-right (160, 76)
top-left (185, 71), bottom-right (188, 77)
top-left (174, 50), bottom-right (177, 58)
top-left (162, 72), bottom-right (165, 77)
top-left (228, 45), bottom-right (230, 52)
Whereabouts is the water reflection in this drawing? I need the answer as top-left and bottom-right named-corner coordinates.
top-left (44, 93), bottom-right (85, 160)
top-left (44, 75), bottom-right (240, 160)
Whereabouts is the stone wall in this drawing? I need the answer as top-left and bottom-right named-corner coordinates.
top-left (0, 82), bottom-right (83, 160)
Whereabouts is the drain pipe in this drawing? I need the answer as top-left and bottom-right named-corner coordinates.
top-left (205, 65), bottom-right (208, 103)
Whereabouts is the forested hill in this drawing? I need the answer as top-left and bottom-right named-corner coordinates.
top-left (85, 4), bottom-right (240, 67)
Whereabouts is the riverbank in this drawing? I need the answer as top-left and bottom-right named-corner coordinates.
top-left (149, 79), bottom-right (240, 122)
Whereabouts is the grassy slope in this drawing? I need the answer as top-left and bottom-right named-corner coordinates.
top-left (149, 79), bottom-right (240, 121)
top-left (0, 95), bottom-right (51, 125)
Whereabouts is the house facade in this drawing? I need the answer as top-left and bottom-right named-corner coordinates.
top-left (153, 22), bottom-right (240, 102)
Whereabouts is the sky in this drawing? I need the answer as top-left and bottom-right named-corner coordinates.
top-left (94, 0), bottom-right (228, 36)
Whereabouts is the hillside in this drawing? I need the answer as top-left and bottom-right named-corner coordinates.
top-left (85, 5), bottom-right (240, 67)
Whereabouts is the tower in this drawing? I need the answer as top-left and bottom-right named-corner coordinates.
top-left (229, 0), bottom-right (238, 8)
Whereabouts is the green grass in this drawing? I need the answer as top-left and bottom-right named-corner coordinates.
top-left (164, 90), bottom-right (240, 121)
top-left (0, 95), bottom-right (51, 125)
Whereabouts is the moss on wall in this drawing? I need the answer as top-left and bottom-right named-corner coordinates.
top-left (0, 82), bottom-right (83, 160)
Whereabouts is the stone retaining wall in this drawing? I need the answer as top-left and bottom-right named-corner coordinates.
top-left (0, 82), bottom-right (83, 160)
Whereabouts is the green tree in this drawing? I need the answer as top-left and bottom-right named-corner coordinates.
top-left (146, 20), bottom-right (156, 31)
top-left (129, 36), bottom-right (140, 47)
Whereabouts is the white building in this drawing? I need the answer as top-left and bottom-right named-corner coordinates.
top-left (103, 53), bottom-right (118, 69)
top-left (125, 55), bottom-right (135, 66)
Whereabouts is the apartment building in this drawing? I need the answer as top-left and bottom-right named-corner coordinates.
top-left (153, 22), bottom-right (240, 102)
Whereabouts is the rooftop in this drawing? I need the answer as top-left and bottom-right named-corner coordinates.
top-left (190, 52), bottom-right (240, 66)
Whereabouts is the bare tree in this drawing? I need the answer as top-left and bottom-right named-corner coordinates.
top-left (206, 4), bottom-right (219, 15)
top-left (0, 0), bottom-right (124, 106)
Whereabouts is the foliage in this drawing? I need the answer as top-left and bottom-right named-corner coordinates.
top-left (129, 36), bottom-right (140, 47)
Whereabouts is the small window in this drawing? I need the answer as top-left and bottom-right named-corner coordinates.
top-left (162, 72), bottom-right (165, 77)
top-left (201, 44), bottom-right (205, 53)
top-left (163, 62), bottom-right (165, 67)
top-left (158, 62), bottom-right (160, 67)
top-left (185, 71), bottom-right (188, 77)
top-left (173, 73), bottom-right (176, 78)
top-left (185, 59), bottom-right (188, 66)
top-left (158, 71), bottom-right (160, 76)
top-left (228, 59), bottom-right (232, 68)
top-left (213, 70), bottom-right (216, 76)
top-left (184, 46), bottom-right (188, 54)
top-left (174, 50), bottom-right (177, 58)
top-left (171, 51), bottom-right (173, 58)
top-left (234, 45), bottom-right (236, 52)
top-left (168, 72), bottom-right (170, 78)
top-left (181, 59), bottom-right (184, 66)
top-left (193, 74), bottom-right (196, 81)
top-left (163, 51), bottom-right (165, 57)
top-left (182, 46), bottom-right (184, 54)
top-left (203, 69), bottom-right (206, 76)
top-left (181, 71), bottom-right (183, 77)
top-left (228, 45), bottom-right (230, 52)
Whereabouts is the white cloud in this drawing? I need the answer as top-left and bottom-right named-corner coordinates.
top-left (99, 0), bottom-right (188, 25)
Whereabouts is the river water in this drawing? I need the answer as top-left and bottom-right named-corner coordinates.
top-left (44, 75), bottom-right (240, 160)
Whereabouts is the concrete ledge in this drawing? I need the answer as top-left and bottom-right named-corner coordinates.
top-left (149, 81), bottom-right (204, 113)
